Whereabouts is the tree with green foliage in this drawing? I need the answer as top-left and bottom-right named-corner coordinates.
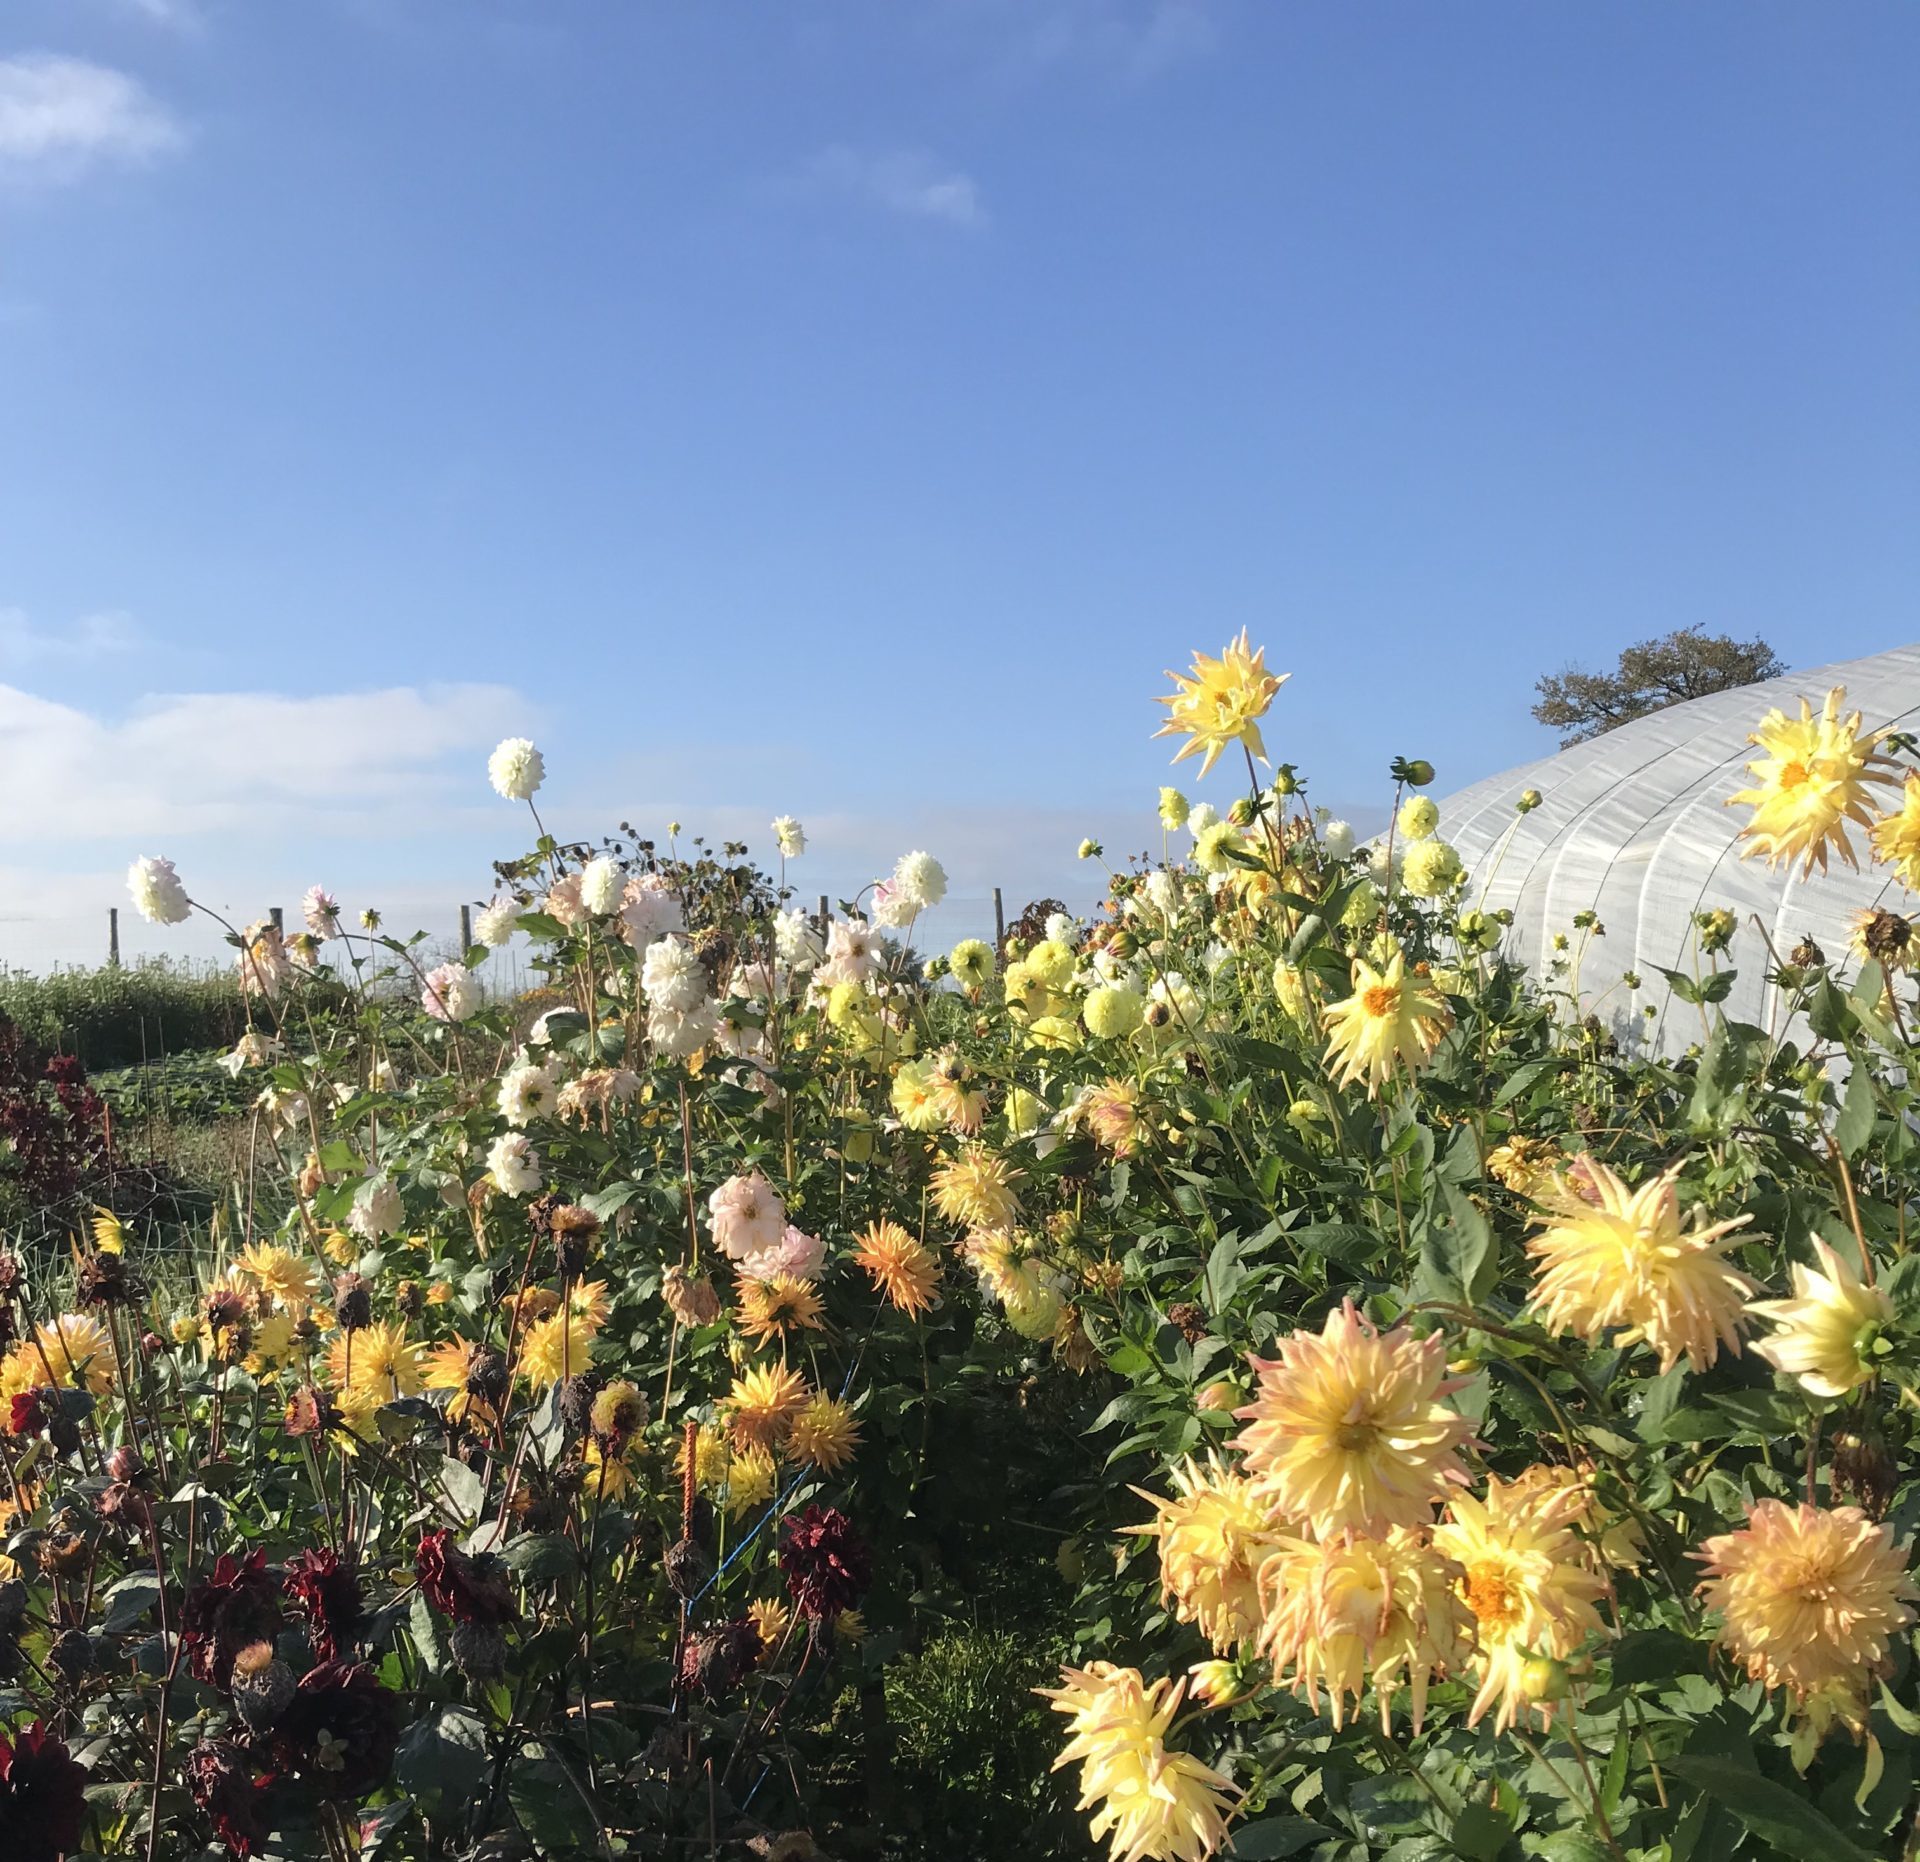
top-left (1533, 625), bottom-right (1785, 745)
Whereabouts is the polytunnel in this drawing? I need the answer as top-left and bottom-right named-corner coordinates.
top-left (1434, 643), bottom-right (1920, 1059)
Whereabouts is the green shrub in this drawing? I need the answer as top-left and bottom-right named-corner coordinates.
top-left (0, 957), bottom-right (245, 1068)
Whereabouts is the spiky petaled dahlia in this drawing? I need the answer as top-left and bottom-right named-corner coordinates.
top-left (1083, 1078), bottom-right (1147, 1158)
top-left (1040, 1663), bottom-right (1237, 1862)
top-left (725, 1440), bottom-right (778, 1515)
top-left (735, 1273), bottom-right (825, 1344)
top-left (1431, 1474), bottom-right (1607, 1733)
top-left (1125, 1455), bottom-right (1275, 1655)
top-left (851, 1219), bottom-right (941, 1317)
top-left (0, 1721), bottom-right (89, 1862)
top-left (677, 1421), bottom-right (732, 1493)
top-left (748, 1594), bottom-right (791, 1650)
top-left (1321, 954), bottom-right (1452, 1097)
top-left (422, 1337), bottom-right (498, 1427)
top-left (931, 1145), bottom-right (1024, 1231)
top-left (1749, 1238), bottom-right (1893, 1400)
top-left (235, 1242), bottom-right (319, 1311)
top-left (415, 1528), bottom-right (517, 1626)
top-left (1255, 1527), bottom-right (1470, 1732)
top-left (1507, 1462), bottom-right (1644, 1572)
top-left (1526, 1160), bottom-right (1758, 1373)
top-left (789, 1392), bottom-right (862, 1472)
top-left (1871, 771), bottom-right (1920, 891)
top-left (1697, 1500), bottom-right (1916, 1705)
top-left (324, 1319), bottom-right (424, 1402)
top-left (1728, 685), bottom-right (1897, 877)
top-left (23, 1312), bottom-right (115, 1395)
top-left (779, 1504), bottom-right (870, 1620)
top-left (1233, 1302), bottom-right (1472, 1537)
top-left (725, 1361), bottom-right (810, 1450)
top-left (517, 1312), bottom-right (597, 1390)
top-left (1154, 629), bottom-right (1288, 779)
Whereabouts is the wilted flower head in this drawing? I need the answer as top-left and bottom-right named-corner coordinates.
top-left (0, 1720), bottom-right (89, 1862)
top-left (127, 854), bottom-right (191, 926)
top-left (488, 736), bottom-right (545, 801)
top-left (180, 1548), bottom-right (283, 1689)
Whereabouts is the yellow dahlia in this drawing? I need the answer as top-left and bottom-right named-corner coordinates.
top-left (1233, 1301), bottom-right (1472, 1536)
top-left (518, 1311), bottom-right (596, 1389)
top-left (325, 1320), bottom-right (424, 1402)
top-left (890, 1058), bottom-right (947, 1133)
top-left (1749, 1238), bottom-right (1893, 1400)
top-left (25, 1312), bottom-right (116, 1395)
top-left (1697, 1500), bottom-right (1916, 1702)
top-left (851, 1219), bottom-right (941, 1317)
top-left (1256, 1527), bottom-right (1470, 1732)
top-left (725, 1440), bottom-right (778, 1515)
top-left (1526, 1160), bottom-right (1757, 1373)
top-left (1432, 1474), bottom-right (1607, 1732)
top-left (788, 1392), bottom-right (862, 1472)
top-left (422, 1337), bottom-right (496, 1426)
top-left (1321, 954), bottom-right (1452, 1097)
top-left (749, 1594), bottom-right (792, 1651)
top-left (1125, 1454), bottom-right (1275, 1654)
top-left (583, 1435), bottom-right (642, 1500)
top-left (1154, 630), bottom-right (1288, 779)
top-left (1871, 771), bottom-right (1920, 891)
top-left (931, 1146), bottom-right (1024, 1232)
top-left (735, 1274), bottom-right (825, 1345)
top-left (1728, 685), bottom-right (1896, 877)
top-left (676, 1420), bottom-right (732, 1494)
top-left (566, 1278), bottom-right (612, 1331)
top-left (928, 1052), bottom-right (988, 1133)
top-left (1507, 1461), bottom-right (1645, 1572)
top-left (1485, 1135), bottom-right (1557, 1197)
top-left (235, 1243), bottom-right (320, 1311)
top-left (725, 1361), bottom-right (809, 1450)
top-left (1041, 1663), bottom-right (1237, 1862)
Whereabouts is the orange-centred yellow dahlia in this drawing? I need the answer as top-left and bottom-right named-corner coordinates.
top-left (1321, 954), bottom-right (1452, 1097)
top-left (851, 1219), bottom-right (941, 1317)
top-left (1154, 630), bottom-right (1288, 779)
top-left (517, 1311), bottom-right (597, 1389)
top-left (1749, 1238), bottom-right (1893, 1400)
top-left (734, 1274), bottom-right (825, 1345)
top-left (725, 1361), bottom-right (810, 1451)
top-left (1233, 1301), bottom-right (1472, 1537)
top-left (324, 1319), bottom-right (424, 1402)
top-left (1432, 1474), bottom-right (1607, 1732)
top-left (1526, 1159), bottom-right (1757, 1372)
top-left (1728, 685), bottom-right (1896, 877)
top-left (1697, 1500), bottom-right (1916, 1705)
top-left (1041, 1663), bottom-right (1237, 1862)
top-left (1256, 1527), bottom-right (1470, 1732)
top-left (1125, 1454), bottom-right (1276, 1655)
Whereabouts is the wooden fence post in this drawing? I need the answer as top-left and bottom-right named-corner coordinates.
top-left (459, 904), bottom-right (473, 952)
top-left (817, 894), bottom-right (830, 935)
top-left (107, 907), bottom-right (120, 968)
top-left (269, 906), bottom-right (284, 935)
top-left (992, 886), bottom-right (1006, 955)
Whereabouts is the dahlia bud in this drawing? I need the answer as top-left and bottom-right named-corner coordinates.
top-left (394, 1279), bottom-right (424, 1321)
top-left (663, 1535), bottom-right (712, 1599)
top-left (1227, 798), bottom-right (1255, 829)
top-left (1517, 788), bottom-right (1543, 813)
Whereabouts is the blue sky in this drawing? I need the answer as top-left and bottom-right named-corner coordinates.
top-left (1, 0), bottom-right (1915, 964)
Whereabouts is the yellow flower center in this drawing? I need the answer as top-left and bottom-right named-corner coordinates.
top-left (1362, 985), bottom-right (1399, 1018)
top-left (1464, 1560), bottom-right (1522, 1633)
top-left (1779, 759), bottom-right (1811, 790)
top-left (1334, 1419), bottom-right (1379, 1452)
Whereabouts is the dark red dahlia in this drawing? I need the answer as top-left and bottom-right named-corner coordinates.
top-left (271, 1661), bottom-right (399, 1798)
top-left (179, 1548), bottom-right (283, 1690)
top-left (185, 1741), bottom-right (273, 1858)
top-left (8, 1387), bottom-right (52, 1438)
top-left (777, 1505), bottom-right (871, 1622)
top-left (281, 1549), bottom-right (365, 1662)
top-left (415, 1528), bottom-right (516, 1626)
top-left (676, 1614), bottom-right (762, 1697)
top-left (0, 1720), bottom-right (89, 1862)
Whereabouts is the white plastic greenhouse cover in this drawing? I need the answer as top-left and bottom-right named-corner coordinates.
top-left (1435, 643), bottom-right (1920, 1060)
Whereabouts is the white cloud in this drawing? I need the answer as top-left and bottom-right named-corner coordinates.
top-left (0, 680), bottom-right (534, 843)
top-left (109, 0), bottom-right (205, 32)
top-left (0, 609), bottom-right (145, 664)
top-left (1007, 0), bottom-right (1216, 85)
top-left (0, 53), bottom-right (186, 182)
top-left (798, 147), bottom-right (988, 230)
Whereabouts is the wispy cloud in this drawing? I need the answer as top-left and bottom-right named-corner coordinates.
top-left (108, 0), bottom-right (205, 33)
top-left (0, 609), bottom-right (146, 665)
top-left (1004, 0), bottom-right (1216, 86)
top-left (794, 147), bottom-right (988, 230)
top-left (0, 53), bottom-right (186, 183)
top-left (0, 680), bottom-right (534, 843)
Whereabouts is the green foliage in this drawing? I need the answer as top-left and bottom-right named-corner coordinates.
top-left (0, 957), bottom-right (244, 1068)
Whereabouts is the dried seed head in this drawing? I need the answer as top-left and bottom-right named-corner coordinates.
top-left (332, 1273), bottom-right (372, 1332)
